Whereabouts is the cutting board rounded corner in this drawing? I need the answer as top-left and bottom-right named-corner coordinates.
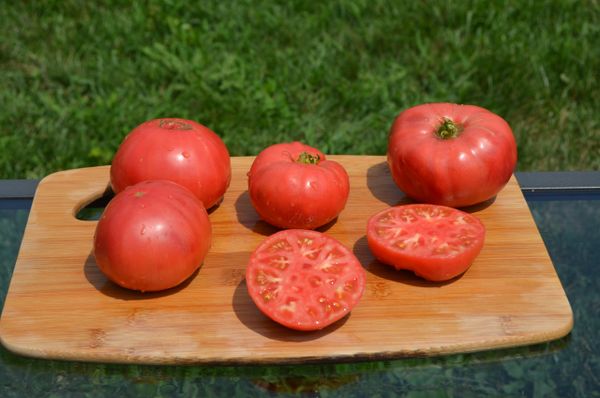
top-left (0, 321), bottom-right (42, 361)
top-left (33, 165), bottom-right (112, 221)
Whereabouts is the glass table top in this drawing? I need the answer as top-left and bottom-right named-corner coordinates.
top-left (0, 189), bottom-right (598, 397)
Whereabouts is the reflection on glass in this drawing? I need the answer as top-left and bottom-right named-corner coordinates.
top-left (0, 197), bottom-right (598, 396)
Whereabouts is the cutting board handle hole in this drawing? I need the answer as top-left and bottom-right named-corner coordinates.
top-left (75, 186), bottom-right (114, 221)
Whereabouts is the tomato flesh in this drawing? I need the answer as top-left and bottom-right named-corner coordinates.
top-left (246, 229), bottom-right (365, 331)
top-left (367, 204), bottom-right (485, 281)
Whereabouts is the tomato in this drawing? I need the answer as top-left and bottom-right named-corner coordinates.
top-left (110, 118), bottom-right (231, 209)
top-left (245, 229), bottom-right (366, 331)
top-left (93, 180), bottom-right (212, 292)
top-left (248, 142), bottom-right (350, 229)
top-left (387, 103), bottom-right (517, 208)
top-left (366, 204), bottom-right (485, 282)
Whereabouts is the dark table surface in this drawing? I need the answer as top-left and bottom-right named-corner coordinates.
top-left (0, 173), bottom-right (598, 397)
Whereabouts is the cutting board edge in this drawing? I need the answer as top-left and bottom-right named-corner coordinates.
top-left (0, 314), bottom-right (573, 366)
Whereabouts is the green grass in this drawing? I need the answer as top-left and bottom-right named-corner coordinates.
top-left (1, 0), bottom-right (598, 178)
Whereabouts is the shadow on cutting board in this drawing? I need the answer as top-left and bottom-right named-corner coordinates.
top-left (365, 161), bottom-right (497, 213)
top-left (231, 279), bottom-right (348, 342)
top-left (83, 252), bottom-right (198, 300)
top-left (353, 235), bottom-right (463, 288)
top-left (234, 191), bottom-right (278, 236)
top-left (366, 161), bottom-right (407, 206)
top-left (234, 191), bottom-right (337, 235)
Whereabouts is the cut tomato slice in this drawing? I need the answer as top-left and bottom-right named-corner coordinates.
top-left (367, 204), bottom-right (485, 281)
top-left (246, 229), bottom-right (366, 331)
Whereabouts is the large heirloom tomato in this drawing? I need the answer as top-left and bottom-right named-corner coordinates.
top-left (387, 103), bottom-right (517, 208)
top-left (110, 118), bottom-right (231, 209)
top-left (93, 180), bottom-right (212, 292)
top-left (367, 204), bottom-right (485, 282)
top-left (246, 229), bottom-right (366, 331)
top-left (248, 142), bottom-right (350, 229)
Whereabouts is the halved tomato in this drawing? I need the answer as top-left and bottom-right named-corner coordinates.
top-left (245, 229), bottom-right (366, 331)
top-left (367, 204), bottom-right (485, 281)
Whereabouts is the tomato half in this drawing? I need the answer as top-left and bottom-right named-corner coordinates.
top-left (387, 103), bottom-right (517, 208)
top-left (246, 229), bottom-right (366, 331)
top-left (93, 180), bottom-right (212, 292)
top-left (248, 142), bottom-right (350, 229)
top-left (110, 118), bottom-right (231, 209)
top-left (367, 204), bottom-right (485, 282)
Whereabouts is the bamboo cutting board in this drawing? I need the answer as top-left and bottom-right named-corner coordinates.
top-left (0, 156), bottom-right (573, 365)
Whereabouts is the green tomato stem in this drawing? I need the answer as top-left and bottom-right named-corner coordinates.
top-left (436, 118), bottom-right (462, 139)
top-left (296, 152), bottom-right (321, 164)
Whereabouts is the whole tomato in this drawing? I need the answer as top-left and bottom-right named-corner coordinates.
top-left (248, 142), bottom-right (350, 229)
top-left (387, 103), bottom-right (517, 207)
top-left (110, 118), bottom-right (231, 209)
top-left (93, 180), bottom-right (212, 292)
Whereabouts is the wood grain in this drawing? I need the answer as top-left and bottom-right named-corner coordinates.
top-left (0, 156), bottom-right (573, 364)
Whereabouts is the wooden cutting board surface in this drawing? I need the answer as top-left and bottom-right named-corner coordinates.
top-left (0, 156), bottom-right (573, 365)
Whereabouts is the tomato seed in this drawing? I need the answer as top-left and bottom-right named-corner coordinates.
top-left (309, 276), bottom-right (322, 287)
top-left (261, 291), bottom-right (273, 302)
top-left (301, 248), bottom-right (320, 259)
top-left (256, 270), bottom-right (282, 286)
top-left (298, 238), bottom-right (313, 246)
top-left (269, 256), bottom-right (289, 270)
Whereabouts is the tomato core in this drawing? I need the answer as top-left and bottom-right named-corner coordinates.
top-left (158, 119), bottom-right (193, 130)
top-left (435, 118), bottom-right (463, 140)
top-left (296, 152), bottom-right (321, 165)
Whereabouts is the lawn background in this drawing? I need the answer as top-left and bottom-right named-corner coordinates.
top-left (1, 0), bottom-right (598, 179)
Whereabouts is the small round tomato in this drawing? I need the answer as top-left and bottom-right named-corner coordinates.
top-left (367, 204), bottom-right (485, 282)
top-left (387, 103), bottom-right (517, 208)
top-left (93, 180), bottom-right (212, 292)
top-left (246, 229), bottom-right (366, 331)
top-left (110, 118), bottom-right (231, 209)
top-left (248, 142), bottom-right (350, 229)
